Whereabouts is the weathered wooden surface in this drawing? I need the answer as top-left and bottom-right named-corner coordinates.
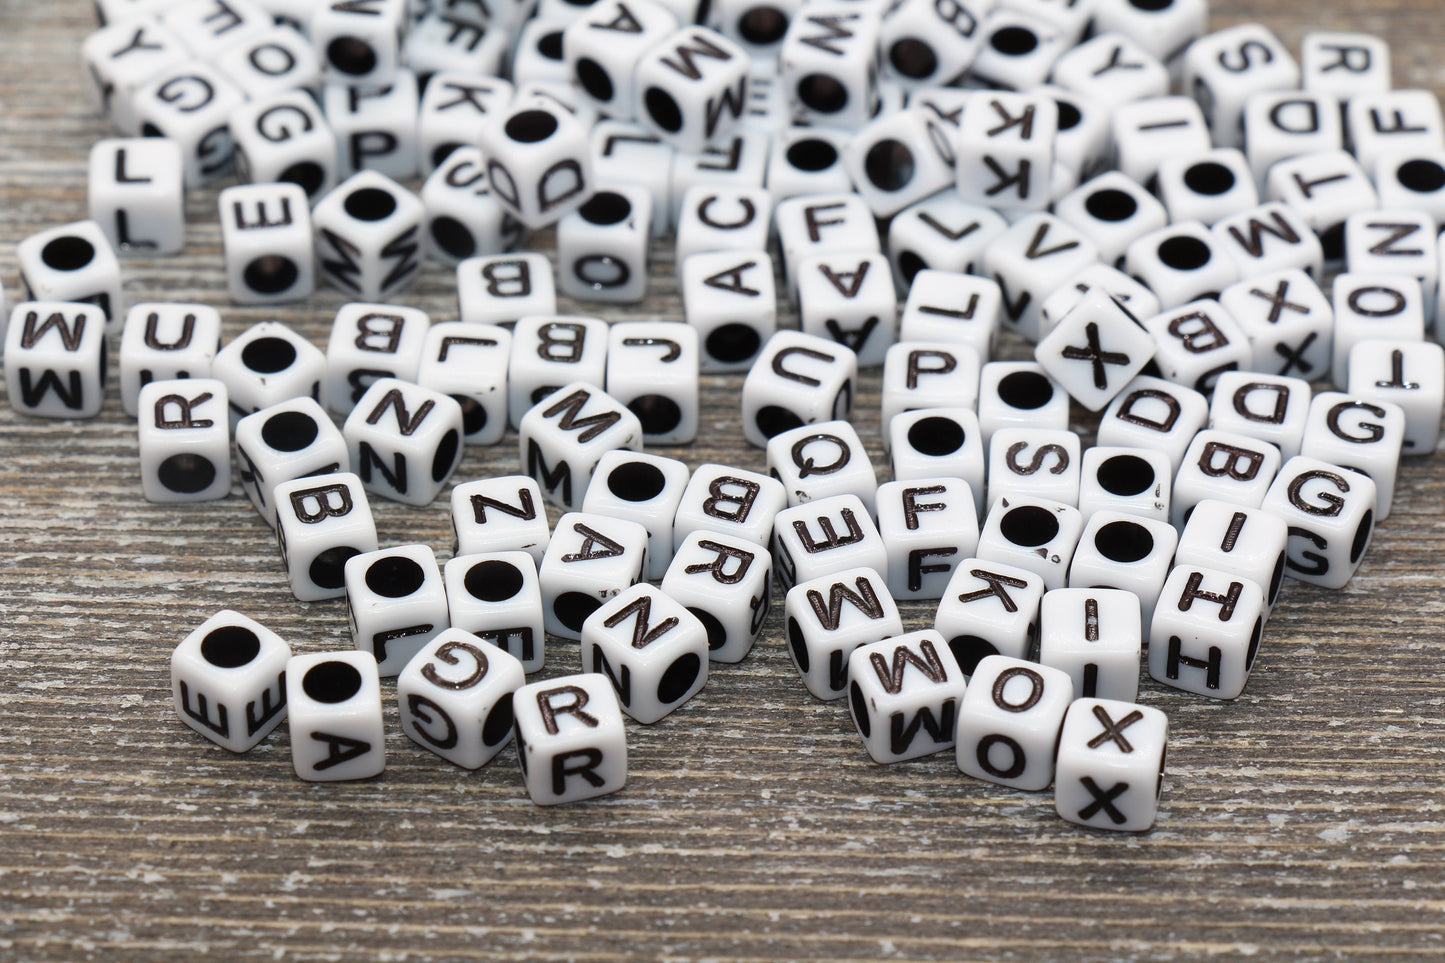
top-left (3, 2), bottom-right (1445, 960)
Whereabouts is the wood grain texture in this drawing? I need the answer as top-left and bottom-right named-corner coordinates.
top-left (3, 2), bottom-right (1445, 960)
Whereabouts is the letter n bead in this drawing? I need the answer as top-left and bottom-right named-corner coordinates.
top-left (286, 652), bottom-right (386, 782)
top-left (1054, 698), bottom-right (1168, 832)
top-left (397, 629), bottom-right (526, 770)
top-left (513, 673), bottom-right (628, 805)
top-left (580, 583), bottom-right (710, 724)
top-left (343, 378), bottom-right (464, 507)
top-left (848, 630), bottom-right (967, 764)
top-left (171, 610), bottom-right (290, 753)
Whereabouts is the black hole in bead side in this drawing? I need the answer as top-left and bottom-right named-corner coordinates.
top-left (1157, 235), bottom-right (1212, 270)
top-left (1183, 161), bottom-right (1236, 196)
top-left (657, 653), bottom-right (702, 704)
top-left (554, 592), bottom-right (602, 632)
top-left (430, 216), bottom-right (476, 258)
top-left (996, 370), bottom-right (1054, 410)
top-left (41, 235), bottom-right (95, 272)
top-left (1319, 222), bottom-right (1346, 260)
top-left (431, 143), bottom-right (460, 168)
top-left (243, 255), bottom-right (299, 294)
top-left (1055, 100), bottom-right (1081, 130)
top-left (1094, 520), bottom-right (1154, 563)
top-left (514, 723), bottom-right (528, 774)
top-left (366, 555), bottom-right (425, 598)
top-left (1268, 550), bottom-right (1285, 605)
top-left (999, 505), bottom-right (1059, 547)
top-left (537, 31), bottom-right (563, 59)
top-left (455, 395), bottom-right (487, 435)
top-left (907, 416), bottom-right (965, 456)
top-left (797, 74), bottom-right (848, 113)
top-left (141, 123), bottom-right (164, 137)
top-left (1085, 188), bottom-right (1138, 223)
top-left (864, 139), bottom-right (916, 192)
top-left (990, 26), bottom-right (1038, 55)
top-left (689, 606), bottom-right (727, 651)
top-left (754, 405), bottom-right (804, 439)
top-left (576, 58), bottom-right (613, 102)
top-left (1245, 616), bottom-right (1262, 670)
top-left (530, 385), bottom-right (558, 406)
top-left (947, 635), bottom-right (998, 676)
top-left (431, 430), bottom-right (460, 483)
top-left (1156, 744), bottom-right (1167, 799)
top-left (1397, 159), bottom-right (1445, 193)
top-left (302, 659), bottom-right (363, 703)
top-left (706, 323), bottom-right (761, 363)
top-left (201, 624), bottom-right (261, 668)
top-left (310, 546), bottom-right (362, 589)
top-left (1351, 509), bottom-right (1373, 564)
top-left (1130, 0), bottom-right (1172, 8)
top-left (644, 87), bottom-right (684, 132)
top-left (240, 336), bottom-right (297, 374)
top-left (465, 559), bottom-right (524, 602)
top-left (629, 395), bottom-right (682, 435)
top-left (898, 250), bottom-right (926, 283)
top-left (327, 36), bottom-right (376, 75)
top-left (849, 681), bottom-right (871, 737)
top-left (1097, 454), bottom-right (1154, 496)
top-left (580, 191), bottom-right (631, 225)
top-left (739, 5), bottom-right (788, 44)
top-left (889, 38), bottom-right (937, 79)
top-left (344, 187), bottom-right (397, 221)
top-left (507, 109), bottom-right (559, 143)
top-left (482, 692), bottom-right (514, 747)
top-left (261, 409), bottom-right (318, 451)
top-left (279, 161), bottom-right (325, 197)
top-left (607, 461), bottom-right (667, 502)
top-left (158, 453), bottom-right (217, 494)
top-left (786, 138), bottom-right (839, 172)
top-left (787, 617), bottom-right (809, 671)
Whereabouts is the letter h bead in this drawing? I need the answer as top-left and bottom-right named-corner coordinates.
top-left (1148, 565), bottom-right (1267, 699)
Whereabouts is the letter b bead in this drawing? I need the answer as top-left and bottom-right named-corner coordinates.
top-left (513, 673), bottom-right (628, 805)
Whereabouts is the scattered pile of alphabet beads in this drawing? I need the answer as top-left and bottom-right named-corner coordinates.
top-left (3, 0), bottom-right (1442, 829)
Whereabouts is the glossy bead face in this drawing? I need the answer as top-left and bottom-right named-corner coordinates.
top-left (875, 478), bottom-right (979, 602)
top-left (138, 378), bottom-right (231, 503)
top-left (214, 321), bottom-right (328, 429)
top-left (605, 321), bottom-right (700, 446)
top-left (557, 187), bottom-right (653, 304)
top-left (273, 473), bottom-right (380, 602)
top-left (15, 221), bottom-right (123, 332)
top-left (444, 552), bottom-right (547, 674)
top-left (538, 512), bottom-right (649, 641)
top-left (235, 397), bottom-right (350, 529)
top-left (769, 419), bottom-right (878, 512)
top-left (1182, 22), bottom-right (1298, 150)
top-left (580, 583), bottom-right (710, 724)
top-left (507, 317), bottom-right (609, 431)
top-left (741, 331), bottom-right (858, 449)
top-left (956, 655), bottom-right (1075, 791)
top-left (285, 651), bottom-right (386, 781)
top-left (171, 610), bottom-right (291, 753)
top-left (796, 251), bottom-right (897, 365)
top-left (582, 451), bottom-right (692, 579)
top-left (661, 530), bottom-right (773, 664)
top-left (344, 544), bottom-right (449, 677)
top-left (780, 3), bottom-right (881, 129)
top-left (89, 138), bottom-right (186, 256)
top-left (397, 630), bottom-right (527, 770)
top-left (634, 27), bottom-right (750, 153)
top-left (976, 495), bottom-right (1084, 592)
top-left (785, 566), bottom-right (903, 701)
top-left (322, 69), bottom-right (421, 182)
top-left (564, 0), bottom-right (679, 121)
top-left (983, 214), bottom-right (1099, 343)
top-left (342, 378), bottom-right (465, 508)
top-left (842, 108), bottom-right (958, 218)
top-left (513, 673), bottom-right (628, 805)
top-left (1148, 564), bottom-right (1267, 700)
top-left (325, 303), bottom-right (431, 417)
top-left (682, 250), bottom-right (778, 374)
top-left (4, 302), bottom-right (108, 419)
top-left (1034, 287), bottom-right (1156, 413)
top-left (518, 381), bottom-right (644, 512)
top-left (311, 171), bottom-right (426, 300)
top-left (935, 559), bottom-right (1046, 674)
top-left (1054, 698), bottom-right (1169, 832)
top-left (773, 494), bottom-right (888, 594)
top-left (1262, 457), bottom-right (1378, 591)
top-left (847, 630), bottom-right (967, 764)
top-left (1038, 588), bottom-right (1142, 704)
top-left (898, 271), bottom-right (1001, 361)
top-left (1171, 429), bottom-right (1282, 528)
top-left (458, 253), bottom-right (557, 327)
top-left (1067, 511), bottom-right (1178, 632)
